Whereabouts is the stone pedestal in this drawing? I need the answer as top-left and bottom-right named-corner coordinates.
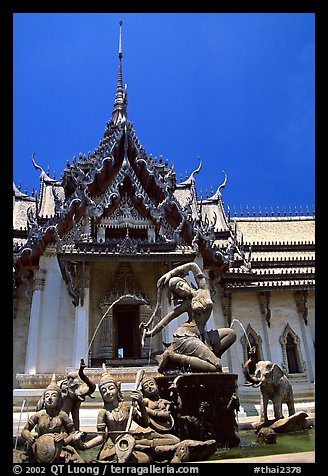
top-left (155, 372), bottom-right (240, 448)
top-left (252, 411), bottom-right (309, 433)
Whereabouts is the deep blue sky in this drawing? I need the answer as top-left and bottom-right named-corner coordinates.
top-left (13, 13), bottom-right (315, 214)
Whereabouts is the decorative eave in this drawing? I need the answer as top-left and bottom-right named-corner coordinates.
top-left (224, 280), bottom-right (315, 293)
top-left (243, 240), bottom-right (315, 252)
top-left (57, 245), bottom-right (197, 261)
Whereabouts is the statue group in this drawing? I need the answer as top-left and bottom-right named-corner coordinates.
top-left (15, 262), bottom-right (299, 463)
top-left (16, 362), bottom-right (219, 463)
top-left (15, 263), bottom-right (239, 463)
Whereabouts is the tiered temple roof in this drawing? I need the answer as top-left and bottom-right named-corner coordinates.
top-left (13, 22), bottom-right (314, 298)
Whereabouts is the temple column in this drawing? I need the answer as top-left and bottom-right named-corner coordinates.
top-left (72, 267), bottom-right (90, 368)
top-left (24, 269), bottom-right (47, 374)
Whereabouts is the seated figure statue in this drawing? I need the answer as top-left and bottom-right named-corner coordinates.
top-left (81, 367), bottom-right (215, 463)
top-left (135, 375), bottom-right (217, 462)
top-left (19, 374), bottom-right (85, 464)
top-left (81, 366), bottom-right (151, 463)
top-left (141, 262), bottom-right (236, 374)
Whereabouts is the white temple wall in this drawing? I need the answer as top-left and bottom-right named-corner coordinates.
top-left (37, 251), bottom-right (75, 373)
top-left (216, 290), bottom-right (315, 385)
top-left (306, 291), bottom-right (315, 381)
top-left (14, 253), bottom-right (314, 388)
top-left (268, 293), bottom-right (299, 366)
top-left (228, 292), bottom-right (264, 381)
top-left (13, 286), bottom-right (31, 387)
top-left (56, 281), bottom-right (75, 370)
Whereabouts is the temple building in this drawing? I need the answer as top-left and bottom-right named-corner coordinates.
top-left (13, 24), bottom-right (315, 405)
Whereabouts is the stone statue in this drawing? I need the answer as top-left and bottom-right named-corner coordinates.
top-left (134, 374), bottom-right (217, 462)
top-left (35, 359), bottom-right (96, 432)
top-left (141, 262), bottom-right (236, 374)
top-left (139, 375), bottom-right (175, 433)
top-left (19, 374), bottom-right (85, 463)
top-left (243, 358), bottom-right (295, 423)
top-left (60, 358), bottom-right (96, 430)
top-left (81, 366), bottom-right (151, 463)
top-left (256, 427), bottom-right (277, 444)
top-left (242, 355), bottom-right (309, 435)
top-left (81, 367), bottom-right (216, 463)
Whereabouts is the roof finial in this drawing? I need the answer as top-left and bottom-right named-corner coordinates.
top-left (109, 20), bottom-right (128, 129)
top-left (119, 20), bottom-right (123, 59)
top-left (209, 170), bottom-right (228, 201)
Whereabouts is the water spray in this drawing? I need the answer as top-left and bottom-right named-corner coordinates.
top-left (230, 318), bottom-right (252, 351)
top-left (14, 399), bottom-right (26, 450)
top-left (86, 294), bottom-right (147, 361)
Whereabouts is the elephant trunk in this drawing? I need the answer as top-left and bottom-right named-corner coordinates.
top-left (243, 358), bottom-right (264, 387)
top-left (78, 358), bottom-right (96, 398)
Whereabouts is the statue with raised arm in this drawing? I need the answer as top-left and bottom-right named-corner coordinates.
top-left (140, 262), bottom-right (236, 374)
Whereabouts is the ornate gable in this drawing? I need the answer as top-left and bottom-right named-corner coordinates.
top-left (13, 22), bottom-right (251, 292)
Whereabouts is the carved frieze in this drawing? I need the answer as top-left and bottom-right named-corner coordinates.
top-left (221, 292), bottom-right (232, 326)
top-left (32, 268), bottom-right (47, 293)
top-left (60, 260), bottom-right (86, 307)
top-left (294, 290), bottom-right (308, 325)
top-left (99, 262), bottom-right (148, 307)
top-left (258, 291), bottom-right (271, 327)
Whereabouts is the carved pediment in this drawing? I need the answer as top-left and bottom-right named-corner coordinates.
top-left (96, 193), bottom-right (156, 243)
top-left (101, 194), bottom-right (152, 227)
top-left (99, 262), bottom-right (149, 307)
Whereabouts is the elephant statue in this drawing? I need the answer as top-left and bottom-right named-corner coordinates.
top-left (243, 358), bottom-right (295, 422)
top-left (59, 358), bottom-right (96, 430)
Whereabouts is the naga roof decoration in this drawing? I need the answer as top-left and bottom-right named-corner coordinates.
top-left (13, 22), bottom-right (253, 293)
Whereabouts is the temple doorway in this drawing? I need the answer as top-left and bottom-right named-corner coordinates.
top-left (113, 304), bottom-right (140, 359)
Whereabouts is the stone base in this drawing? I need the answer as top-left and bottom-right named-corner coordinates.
top-left (155, 372), bottom-right (240, 448)
top-left (16, 366), bottom-right (160, 388)
top-left (252, 411), bottom-right (310, 433)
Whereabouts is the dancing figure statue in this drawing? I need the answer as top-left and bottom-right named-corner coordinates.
top-left (141, 262), bottom-right (236, 374)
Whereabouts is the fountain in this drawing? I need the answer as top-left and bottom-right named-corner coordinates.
top-left (13, 267), bottom-right (314, 463)
top-left (87, 293), bottom-right (149, 361)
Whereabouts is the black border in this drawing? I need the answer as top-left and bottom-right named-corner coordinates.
top-left (3, 0), bottom-right (322, 472)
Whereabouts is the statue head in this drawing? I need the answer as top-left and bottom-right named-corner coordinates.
top-left (60, 370), bottom-right (80, 397)
top-left (98, 364), bottom-right (123, 404)
top-left (43, 374), bottom-right (62, 411)
top-left (141, 376), bottom-right (159, 399)
top-left (168, 277), bottom-right (192, 298)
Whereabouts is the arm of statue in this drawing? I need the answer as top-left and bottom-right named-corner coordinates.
top-left (143, 300), bottom-right (190, 338)
top-left (146, 405), bottom-right (171, 421)
top-left (82, 409), bottom-right (107, 450)
top-left (58, 412), bottom-right (77, 445)
top-left (21, 414), bottom-right (39, 445)
top-left (131, 390), bottom-right (150, 428)
top-left (157, 263), bottom-right (205, 289)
